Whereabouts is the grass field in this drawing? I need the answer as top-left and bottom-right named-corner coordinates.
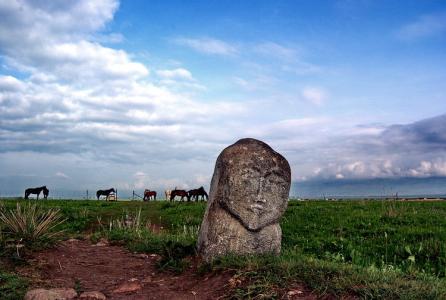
top-left (1, 198), bottom-right (446, 299)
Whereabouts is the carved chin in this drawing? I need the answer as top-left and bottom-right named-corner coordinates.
top-left (245, 218), bottom-right (263, 231)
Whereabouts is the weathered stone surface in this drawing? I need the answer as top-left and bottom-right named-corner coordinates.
top-left (79, 291), bottom-right (107, 299)
top-left (198, 138), bottom-right (291, 261)
top-left (24, 288), bottom-right (77, 300)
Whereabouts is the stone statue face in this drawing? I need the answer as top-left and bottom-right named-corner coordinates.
top-left (217, 139), bottom-right (291, 231)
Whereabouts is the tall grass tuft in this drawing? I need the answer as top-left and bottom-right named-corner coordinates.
top-left (103, 208), bottom-right (151, 238)
top-left (0, 202), bottom-right (66, 248)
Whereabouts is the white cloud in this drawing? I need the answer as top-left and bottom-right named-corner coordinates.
top-left (156, 68), bottom-right (193, 81)
top-left (397, 12), bottom-right (446, 41)
top-left (173, 37), bottom-right (238, 56)
top-left (408, 160), bottom-right (446, 177)
top-left (0, 75), bottom-right (25, 91)
top-left (301, 87), bottom-right (327, 106)
top-left (254, 42), bottom-right (298, 61)
top-left (55, 172), bottom-right (69, 179)
top-left (0, 0), bottom-right (248, 178)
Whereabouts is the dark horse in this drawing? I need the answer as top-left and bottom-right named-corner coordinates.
top-left (188, 186), bottom-right (208, 202)
top-left (96, 188), bottom-right (116, 200)
top-left (170, 189), bottom-right (190, 202)
top-left (143, 189), bottom-right (157, 201)
top-left (24, 186), bottom-right (48, 200)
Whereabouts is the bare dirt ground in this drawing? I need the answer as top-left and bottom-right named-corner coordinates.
top-left (19, 239), bottom-right (230, 299)
top-left (17, 239), bottom-right (315, 299)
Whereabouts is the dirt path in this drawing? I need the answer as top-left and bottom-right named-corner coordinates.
top-left (19, 239), bottom-right (233, 299)
top-left (17, 239), bottom-right (317, 299)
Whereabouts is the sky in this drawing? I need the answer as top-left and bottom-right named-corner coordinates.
top-left (0, 0), bottom-right (445, 197)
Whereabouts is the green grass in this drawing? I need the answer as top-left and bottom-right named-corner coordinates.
top-left (0, 271), bottom-right (28, 300)
top-left (282, 200), bottom-right (446, 277)
top-left (1, 198), bottom-right (446, 298)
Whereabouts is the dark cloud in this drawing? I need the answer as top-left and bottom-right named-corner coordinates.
top-left (298, 114), bottom-right (446, 180)
top-left (382, 114), bottom-right (446, 149)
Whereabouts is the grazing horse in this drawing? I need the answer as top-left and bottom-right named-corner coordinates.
top-left (96, 188), bottom-right (116, 200)
top-left (188, 186), bottom-right (208, 202)
top-left (170, 189), bottom-right (190, 202)
top-left (42, 186), bottom-right (49, 199)
top-left (143, 189), bottom-right (157, 201)
top-left (165, 190), bottom-right (172, 201)
top-left (24, 186), bottom-right (47, 200)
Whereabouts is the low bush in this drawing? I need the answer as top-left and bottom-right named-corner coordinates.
top-left (0, 202), bottom-right (66, 254)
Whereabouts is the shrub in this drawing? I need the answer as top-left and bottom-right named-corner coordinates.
top-left (0, 202), bottom-right (66, 252)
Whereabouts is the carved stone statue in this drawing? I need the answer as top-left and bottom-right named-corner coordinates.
top-left (197, 138), bottom-right (291, 261)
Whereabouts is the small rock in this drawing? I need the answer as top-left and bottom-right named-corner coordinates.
top-left (112, 282), bottom-right (142, 294)
top-left (128, 277), bottom-right (139, 282)
top-left (25, 288), bottom-right (77, 300)
top-left (287, 289), bottom-right (304, 298)
top-left (24, 289), bottom-right (58, 300)
top-left (94, 238), bottom-right (109, 247)
top-left (79, 291), bottom-right (107, 299)
top-left (228, 277), bottom-right (242, 288)
top-left (51, 288), bottom-right (77, 299)
top-left (134, 253), bottom-right (149, 259)
top-left (142, 276), bottom-right (152, 283)
top-left (66, 238), bottom-right (80, 242)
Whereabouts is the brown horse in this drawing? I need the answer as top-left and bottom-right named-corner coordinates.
top-left (188, 186), bottom-right (208, 202)
top-left (143, 189), bottom-right (157, 201)
top-left (170, 189), bottom-right (190, 202)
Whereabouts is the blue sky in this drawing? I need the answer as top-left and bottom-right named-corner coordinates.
top-left (0, 0), bottom-right (445, 196)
